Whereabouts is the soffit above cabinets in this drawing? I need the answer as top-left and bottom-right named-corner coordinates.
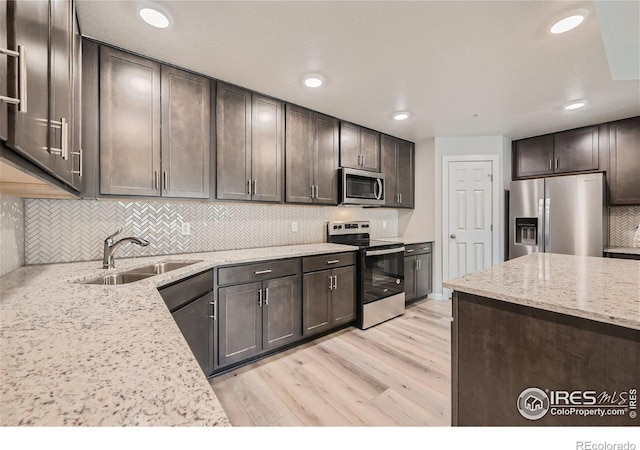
top-left (76, 1), bottom-right (640, 142)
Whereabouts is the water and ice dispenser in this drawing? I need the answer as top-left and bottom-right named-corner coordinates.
top-left (514, 218), bottom-right (538, 246)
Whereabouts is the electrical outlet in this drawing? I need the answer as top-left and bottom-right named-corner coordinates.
top-left (291, 221), bottom-right (298, 232)
top-left (383, 220), bottom-right (387, 229)
top-left (181, 222), bottom-right (191, 236)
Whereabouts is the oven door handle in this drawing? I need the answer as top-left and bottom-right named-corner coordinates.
top-left (365, 247), bottom-right (405, 257)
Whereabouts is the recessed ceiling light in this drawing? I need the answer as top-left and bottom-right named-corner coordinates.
top-left (393, 112), bottom-right (410, 121)
top-left (139, 7), bottom-right (170, 29)
top-left (550, 12), bottom-right (587, 34)
top-left (304, 76), bottom-right (323, 88)
top-left (564, 100), bottom-right (587, 110)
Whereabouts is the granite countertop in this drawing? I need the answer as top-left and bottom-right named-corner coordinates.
top-left (381, 236), bottom-right (434, 245)
top-left (0, 242), bottom-right (358, 426)
top-left (604, 247), bottom-right (640, 256)
top-left (443, 253), bottom-right (640, 331)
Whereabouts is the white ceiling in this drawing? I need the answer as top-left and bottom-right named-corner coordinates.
top-left (76, 0), bottom-right (640, 143)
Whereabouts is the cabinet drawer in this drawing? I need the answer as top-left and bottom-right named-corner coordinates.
top-left (218, 258), bottom-right (299, 286)
top-left (302, 252), bottom-right (356, 273)
top-left (159, 270), bottom-right (214, 312)
top-left (404, 242), bottom-right (432, 256)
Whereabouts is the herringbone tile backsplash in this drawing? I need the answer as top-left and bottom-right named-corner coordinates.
top-left (0, 194), bottom-right (25, 276)
top-left (609, 206), bottom-right (640, 247)
top-left (24, 199), bottom-right (398, 265)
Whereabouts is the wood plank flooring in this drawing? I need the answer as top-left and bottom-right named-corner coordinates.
top-left (210, 298), bottom-right (452, 426)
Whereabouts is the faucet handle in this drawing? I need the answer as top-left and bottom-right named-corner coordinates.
top-left (105, 227), bottom-right (122, 244)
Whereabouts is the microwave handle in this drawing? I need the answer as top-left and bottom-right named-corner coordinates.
top-left (375, 178), bottom-right (383, 200)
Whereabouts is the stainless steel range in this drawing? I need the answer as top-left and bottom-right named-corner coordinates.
top-left (327, 221), bottom-right (405, 329)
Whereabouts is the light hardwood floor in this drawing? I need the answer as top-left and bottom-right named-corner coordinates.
top-left (210, 298), bottom-right (452, 426)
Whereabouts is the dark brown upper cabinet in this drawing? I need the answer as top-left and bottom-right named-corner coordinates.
top-left (513, 125), bottom-right (599, 180)
top-left (285, 104), bottom-right (339, 205)
top-left (216, 82), bottom-right (283, 203)
top-left (339, 121), bottom-right (380, 172)
top-left (5, 0), bottom-right (77, 188)
top-left (608, 117), bottom-right (640, 205)
top-left (381, 135), bottom-right (414, 208)
top-left (100, 47), bottom-right (210, 198)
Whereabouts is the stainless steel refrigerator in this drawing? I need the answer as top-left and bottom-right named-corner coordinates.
top-left (508, 173), bottom-right (607, 259)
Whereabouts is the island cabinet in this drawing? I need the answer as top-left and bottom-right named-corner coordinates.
top-left (285, 104), bottom-right (339, 204)
top-left (608, 116), bottom-right (640, 205)
top-left (302, 252), bottom-right (357, 337)
top-left (216, 82), bottom-right (284, 203)
top-left (381, 135), bottom-right (414, 208)
top-left (4, 0), bottom-right (80, 189)
top-left (100, 47), bottom-right (211, 198)
top-left (159, 270), bottom-right (215, 377)
top-left (403, 242), bottom-right (432, 304)
top-left (339, 121), bottom-right (380, 172)
top-left (512, 125), bottom-right (599, 179)
top-left (216, 258), bottom-right (301, 368)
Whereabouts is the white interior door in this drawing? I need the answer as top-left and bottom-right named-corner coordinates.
top-left (446, 160), bottom-right (493, 279)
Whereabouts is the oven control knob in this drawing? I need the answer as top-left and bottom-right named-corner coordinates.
top-left (396, 279), bottom-right (401, 284)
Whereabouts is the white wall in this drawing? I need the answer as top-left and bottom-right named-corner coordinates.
top-left (398, 138), bottom-right (436, 240)
top-left (434, 136), bottom-right (512, 299)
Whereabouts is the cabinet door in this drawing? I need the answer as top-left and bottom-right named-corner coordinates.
top-left (404, 256), bottom-right (416, 302)
top-left (339, 121), bottom-right (361, 169)
top-left (609, 117), bottom-right (640, 205)
top-left (302, 270), bottom-right (332, 337)
top-left (49, 0), bottom-right (73, 185)
top-left (0, 0), bottom-right (7, 141)
top-left (313, 112), bottom-right (339, 204)
top-left (381, 135), bottom-right (398, 207)
top-left (331, 265), bottom-right (356, 326)
top-left (416, 253), bottom-right (432, 298)
top-left (262, 275), bottom-right (301, 352)
top-left (218, 282), bottom-right (262, 367)
top-left (512, 135), bottom-right (554, 179)
top-left (10, 0), bottom-right (52, 171)
top-left (397, 140), bottom-right (414, 208)
top-left (161, 66), bottom-right (210, 199)
top-left (216, 82), bottom-right (251, 201)
top-left (251, 93), bottom-right (283, 202)
top-left (171, 292), bottom-right (215, 376)
top-left (360, 127), bottom-right (380, 172)
top-left (554, 126), bottom-right (599, 174)
top-left (100, 47), bottom-right (160, 196)
top-left (285, 104), bottom-right (314, 204)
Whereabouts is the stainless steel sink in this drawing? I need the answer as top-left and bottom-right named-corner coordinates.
top-left (82, 260), bottom-right (202, 285)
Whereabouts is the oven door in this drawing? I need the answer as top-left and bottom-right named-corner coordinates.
top-left (362, 246), bottom-right (405, 304)
top-left (340, 168), bottom-right (385, 206)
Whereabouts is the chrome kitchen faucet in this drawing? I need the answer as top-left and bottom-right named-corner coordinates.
top-left (103, 227), bottom-right (150, 269)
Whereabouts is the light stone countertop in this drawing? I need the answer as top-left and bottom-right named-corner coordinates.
top-left (0, 243), bottom-right (358, 426)
top-left (604, 247), bottom-right (640, 256)
top-left (443, 253), bottom-right (640, 331)
top-left (380, 236), bottom-right (433, 245)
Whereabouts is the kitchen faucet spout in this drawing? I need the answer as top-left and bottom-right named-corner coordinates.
top-left (102, 227), bottom-right (150, 269)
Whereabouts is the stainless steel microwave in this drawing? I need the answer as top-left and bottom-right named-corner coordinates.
top-left (339, 168), bottom-right (385, 206)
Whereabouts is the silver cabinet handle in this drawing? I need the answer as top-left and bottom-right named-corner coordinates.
top-left (406, 249), bottom-right (414, 253)
top-left (315, 185), bottom-right (319, 199)
top-left (254, 269), bottom-right (272, 275)
top-left (209, 301), bottom-right (216, 320)
top-left (252, 179), bottom-right (257, 195)
top-left (258, 288), bottom-right (263, 307)
top-left (163, 171), bottom-right (168, 190)
top-left (326, 260), bottom-right (340, 264)
top-left (421, 247), bottom-right (430, 251)
top-left (450, 234), bottom-right (456, 239)
top-left (329, 275), bottom-right (333, 290)
top-left (362, 155), bottom-right (365, 167)
top-left (554, 159), bottom-right (558, 170)
top-left (333, 274), bottom-right (337, 290)
top-left (399, 193), bottom-right (402, 204)
top-left (49, 118), bottom-right (69, 160)
top-left (549, 160), bottom-right (552, 171)
top-left (154, 171), bottom-right (159, 190)
top-left (71, 148), bottom-right (83, 177)
top-left (247, 178), bottom-right (251, 194)
top-left (0, 45), bottom-right (26, 112)
top-left (265, 287), bottom-right (269, 306)
top-left (418, 259), bottom-right (421, 270)
top-left (310, 185), bottom-right (315, 199)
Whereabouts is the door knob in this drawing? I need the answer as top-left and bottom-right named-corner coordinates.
top-left (450, 234), bottom-right (457, 239)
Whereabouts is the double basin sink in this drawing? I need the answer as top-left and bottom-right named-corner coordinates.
top-left (84, 260), bottom-right (202, 285)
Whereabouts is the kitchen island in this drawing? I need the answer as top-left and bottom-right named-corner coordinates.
top-left (444, 253), bottom-right (639, 426)
top-left (0, 243), bottom-right (356, 426)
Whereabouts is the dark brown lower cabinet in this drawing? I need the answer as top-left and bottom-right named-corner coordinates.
top-left (171, 292), bottom-right (215, 377)
top-left (218, 275), bottom-right (301, 368)
top-left (404, 242), bottom-right (433, 304)
top-left (302, 265), bottom-right (356, 337)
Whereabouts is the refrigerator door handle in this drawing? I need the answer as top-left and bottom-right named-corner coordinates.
top-left (544, 197), bottom-right (551, 252)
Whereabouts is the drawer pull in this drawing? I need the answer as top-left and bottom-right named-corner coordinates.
top-left (406, 249), bottom-right (414, 253)
top-left (326, 260), bottom-right (340, 264)
top-left (254, 269), bottom-right (272, 275)
top-left (421, 247), bottom-right (430, 251)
